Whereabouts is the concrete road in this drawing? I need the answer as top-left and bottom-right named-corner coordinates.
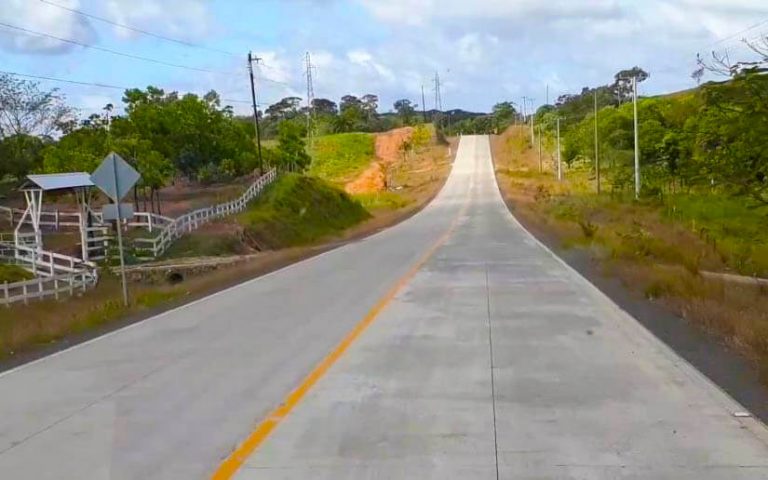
top-left (2, 136), bottom-right (768, 479)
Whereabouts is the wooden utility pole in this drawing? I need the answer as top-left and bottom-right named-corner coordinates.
top-left (247, 52), bottom-right (264, 173)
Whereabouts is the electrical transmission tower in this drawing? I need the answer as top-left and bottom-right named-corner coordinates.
top-left (305, 51), bottom-right (315, 148)
top-left (433, 72), bottom-right (443, 111)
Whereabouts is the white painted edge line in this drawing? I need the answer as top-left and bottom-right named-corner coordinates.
top-left (0, 155), bottom-right (462, 381)
top-left (486, 136), bottom-right (768, 443)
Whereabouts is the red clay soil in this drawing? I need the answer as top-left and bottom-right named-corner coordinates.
top-left (345, 127), bottom-right (414, 194)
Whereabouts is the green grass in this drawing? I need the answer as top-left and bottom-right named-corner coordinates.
top-left (161, 232), bottom-right (245, 259)
top-left (239, 173), bottom-right (370, 249)
top-left (666, 194), bottom-right (768, 276)
top-left (353, 192), bottom-right (411, 211)
top-left (309, 133), bottom-right (375, 183)
top-left (0, 264), bottom-right (34, 283)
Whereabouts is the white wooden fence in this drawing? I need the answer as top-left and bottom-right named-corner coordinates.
top-left (0, 241), bottom-right (98, 306)
top-left (1, 272), bottom-right (93, 306)
top-left (133, 169), bottom-right (277, 259)
top-left (0, 205), bottom-right (82, 229)
top-left (0, 169), bottom-right (276, 305)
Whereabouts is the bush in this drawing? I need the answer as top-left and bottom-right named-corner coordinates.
top-left (240, 173), bottom-right (370, 248)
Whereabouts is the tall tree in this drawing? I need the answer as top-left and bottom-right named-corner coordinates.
top-left (393, 99), bottom-right (416, 125)
top-left (0, 73), bottom-right (74, 139)
top-left (612, 67), bottom-right (649, 104)
top-left (276, 121), bottom-right (311, 171)
top-left (312, 98), bottom-right (338, 116)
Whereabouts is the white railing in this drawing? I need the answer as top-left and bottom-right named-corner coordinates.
top-left (1, 272), bottom-right (93, 306)
top-left (133, 169), bottom-right (277, 259)
top-left (0, 205), bottom-right (82, 229)
top-left (0, 242), bottom-right (99, 306)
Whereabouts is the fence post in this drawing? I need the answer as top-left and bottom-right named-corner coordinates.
top-left (81, 273), bottom-right (87, 293)
top-left (3, 281), bottom-right (8, 307)
top-left (23, 283), bottom-right (28, 305)
top-left (54, 277), bottom-right (60, 300)
top-left (69, 275), bottom-right (74, 296)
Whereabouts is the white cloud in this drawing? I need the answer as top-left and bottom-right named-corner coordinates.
top-left (0, 0), bottom-right (94, 54)
top-left (103, 0), bottom-right (211, 39)
top-left (347, 49), bottom-right (396, 82)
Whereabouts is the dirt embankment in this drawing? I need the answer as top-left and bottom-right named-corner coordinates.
top-left (345, 127), bottom-right (414, 194)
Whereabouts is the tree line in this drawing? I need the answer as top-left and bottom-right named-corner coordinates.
top-left (0, 75), bottom-right (437, 212)
top-left (534, 58), bottom-right (767, 207)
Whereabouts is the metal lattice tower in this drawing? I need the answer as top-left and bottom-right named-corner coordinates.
top-left (433, 72), bottom-right (443, 111)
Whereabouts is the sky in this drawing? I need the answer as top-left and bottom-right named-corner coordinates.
top-left (2, 0), bottom-right (767, 118)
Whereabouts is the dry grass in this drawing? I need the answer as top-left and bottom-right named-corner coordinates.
top-left (492, 126), bottom-right (768, 383)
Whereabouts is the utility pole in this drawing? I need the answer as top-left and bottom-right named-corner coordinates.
top-left (556, 117), bottom-right (562, 181)
top-left (521, 96), bottom-right (528, 128)
top-left (305, 52), bottom-right (315, 149)
top-left (537, 123), bottom-right (543, 173)
top-left (247, 52), bottom-right (264, 173)
top-left (633, 75), bottom-right (640, 199)
top-left (421, 84), bottom-right (427, 123)
top-left (525, 97), bottom-right (535, 144)
top-left (594, 90), bottom-right (600, 194)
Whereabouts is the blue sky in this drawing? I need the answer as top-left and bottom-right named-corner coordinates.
top-left (2, 0), bottom-right (767, 119)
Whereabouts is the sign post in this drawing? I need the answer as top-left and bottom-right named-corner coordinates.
top-left (91, 153), bottom-right (140, 307)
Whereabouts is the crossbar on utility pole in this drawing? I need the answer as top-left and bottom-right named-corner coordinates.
top-left (247, 52), bottom-right (264, 173)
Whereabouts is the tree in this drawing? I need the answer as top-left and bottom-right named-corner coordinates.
top-left (612, 67), bottom-right (649, 104)
top-left (695, 72), bottom-right (768, 206)
top-left (492, 101), bottom-right (517, 129)
top-left (312, 98), bottom-right (338, 116)
top-left (0, 73), bottom-right (74, 138)
top-left (276, 121), bottom-right (310, 171)
top-left (393, 99), bottom-right (416, 125)
top-left (361, 94), bottom-right (379, 120)
top-left (0, 134), bottom-right (45, 180)
top-left (265, 97), bottom-right (302, 120)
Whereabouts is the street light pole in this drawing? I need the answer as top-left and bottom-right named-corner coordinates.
top-left (537, 123), bottom-right (543, 173)
top-left (594, 90), bottom-right (601, 194)
top-left (556, 117), bottom-right (562, 181)
top-left (633, 75), bottom-right (640, 199)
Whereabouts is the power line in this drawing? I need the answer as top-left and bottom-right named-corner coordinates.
top-left (707, 17), bottom-right (768, 48)
top-left (37, 0), bottom-right (238, 57)
top-left (0, 21), bottom-right (237, 75)
top-left (0, 69), bottom-right (253, 105)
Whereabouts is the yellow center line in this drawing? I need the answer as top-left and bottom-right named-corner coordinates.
top-left (211, 200), bottom-right (469, 480)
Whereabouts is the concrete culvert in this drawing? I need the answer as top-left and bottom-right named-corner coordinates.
top-left (166, 271), bottom-right (185, 284)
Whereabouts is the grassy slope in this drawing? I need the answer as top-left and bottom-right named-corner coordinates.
top-left (0, 265), bottom-right (34, 283)
top-left (239, 173), bottom-right (370, 249)
top-left (493, 126), bottom-right (768, 380)
top-left (309, 133), bottom-right (375, 183)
